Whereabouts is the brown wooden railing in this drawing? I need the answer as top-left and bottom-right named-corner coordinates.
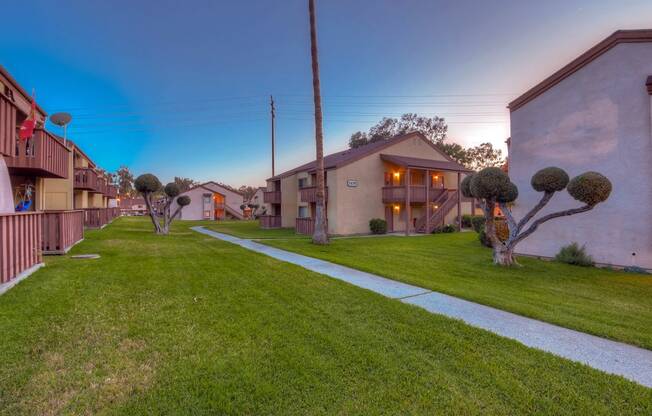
top-left (295, 217), bottom-right (327, 235)
top-left (41, 210), bottom-right (84, 254)
top-left (74, 167), bottom-right (98, 191)
top-left (260, 215), bottom-right (281, 229)
top-left (83, 207), bottom-right (121, 229)
top-left (299, 186), bottom-right (328, 203)
top-left (263, 190), bottom-right (281, 204)
top-left (94, 177), bottom-right (107, 195)
top-left (0, 212), bottom-right (42, 284)
top-left (104, 185), bottom-right (117, 198)
top-left (382, 186), bottom-right (445, 203)
top-left (415, 190), bottom-right (459, 233)
top-left (5, 129), bottom-right (69, 178)
top-left (0, 95), bottom-right (17, 157)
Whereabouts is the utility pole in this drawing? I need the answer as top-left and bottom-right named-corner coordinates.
top-left (270, 95), bottom-right (276, 177)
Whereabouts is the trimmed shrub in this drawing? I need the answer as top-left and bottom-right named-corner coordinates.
top-left (555, 243), bottom-right (594, 267)
top-left (471, 216), bottom-right (485, 233)
top-left (462, 215), bottom-right (484, 230)
top-left (567, 172), bottom-right (612, 206)
top-left (369, 218), bottom-right (387, 234)
top-left (432, 224), bottom-right (456, 234)
top-left (177, 195), bottom-right (191, 206)
top-left (134, 174), bottom-right (162, 193)
top-left (469, 167), bottom-right (512, 200)
top-left (531, 167), bottom-right (569, 193)
top-left (164, 182), bottom-right (181, 198)
top-left (460, 174), bottom-right (474, 198)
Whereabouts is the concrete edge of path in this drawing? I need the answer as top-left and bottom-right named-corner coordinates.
top-left (192, 226), bottom-right (652, 388)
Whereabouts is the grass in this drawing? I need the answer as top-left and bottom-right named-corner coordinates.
top-left (262, 232), bottom-right (652, 350)
top-left (0, 217), bottom-right (650, 414)
top-left (206, 219), bottom-right (305, 239)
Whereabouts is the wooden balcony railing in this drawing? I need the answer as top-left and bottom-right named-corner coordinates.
top-left (0, 212), bottom-right (42, 284)
top-left (5, 129), bottom-right (69, 179)
top-left (0, 95), bottom-right (17, 157)
top-left (382, 186), bottom-right (446, 204)
top-left (263, 190), bottom-right (281, 204)
top-left (74, 167), bottom-right (99, 191)
top-left (295, 217), bottom-right (327, 235)
top-left (94, 177), bottom-right (107, 194)
top-left (104, 185), bottom-right (117, 198)
top-left (260, 215), bottom-right (281, 229)
top-left (299, 186), bottom-right (328, 203)
top-left (41, 210), bottom-right (84, 254)
top-left (83, 207), bottom-right (121, 229)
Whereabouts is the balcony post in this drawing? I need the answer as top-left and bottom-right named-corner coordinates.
top-left (405, 168), bottom-right (410, 236)
top-left (457, 172), bottom-right (462, 231)
top-left (425, 169), bottom-right (430, 234)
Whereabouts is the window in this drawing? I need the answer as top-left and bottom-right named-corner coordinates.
top-left (298, 206), bottom-right (309, 218)
top-left (298, 177), bottom-right (308, 188)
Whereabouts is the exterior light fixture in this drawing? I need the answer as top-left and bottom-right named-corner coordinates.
top-left (393, 204), bottom-right (400, 211)
top-left (434, 205), bottom-right (439, 209)
top-left (393, 172), bottom-right (400, 179)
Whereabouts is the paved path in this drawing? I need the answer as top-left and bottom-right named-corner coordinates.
top-left (193, 227), bottom-right (652, 388)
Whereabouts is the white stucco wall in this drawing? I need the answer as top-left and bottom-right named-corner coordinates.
top-left (510, 42), bottom-right (652, 268)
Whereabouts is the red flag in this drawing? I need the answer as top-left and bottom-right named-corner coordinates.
top-left (18, 93), bottom-right (37, 140)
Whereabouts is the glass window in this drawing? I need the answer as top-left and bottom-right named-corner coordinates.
top-left (298, 206), bottom-right (309, 218)
top-left (298, 177), bottom-right (308, 188)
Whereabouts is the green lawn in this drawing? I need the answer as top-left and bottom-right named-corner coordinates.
top-left (206, 219), bottom-right (305, 239)
top-left (262, 232), bottom-right (652, 351)
top-left (1, 217), bottom-right (650, 414)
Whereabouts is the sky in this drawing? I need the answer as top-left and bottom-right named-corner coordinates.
top-left (1, 0), bottom-right (651, 187)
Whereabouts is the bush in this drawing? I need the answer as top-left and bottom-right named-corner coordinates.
top-left (432, 224), bottom-right (456, 234)
top-left (555, 243), bottom-right (594, 267)
top-left (164, 182), bottom-right (181, 198)
top-left (471, 216), bottom-right (486, 233)
top-left (369, 218), bottom-right (387, 234)
top-left (477, 219), bottom-right (508, 247)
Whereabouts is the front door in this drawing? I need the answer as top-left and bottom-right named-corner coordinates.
top-left (213, 193), bottom-right (225, 220)
top-left (385, 205), bottom-right (393, 232)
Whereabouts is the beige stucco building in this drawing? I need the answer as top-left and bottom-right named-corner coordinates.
top-left (173, 181), bottom-right (245, 221)
top-left (261, 132), bottom-right (475, 235)
top-left (509, 29), bottom-right (652, 269)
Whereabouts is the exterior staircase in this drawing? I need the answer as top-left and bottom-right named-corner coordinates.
top-left (415, 190), bottom-right (459, 233)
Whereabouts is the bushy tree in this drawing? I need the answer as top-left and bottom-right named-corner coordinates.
top-left (135, 174), bottom-right (191, 234)
top-left (462, 167), bottom-right (611, 266)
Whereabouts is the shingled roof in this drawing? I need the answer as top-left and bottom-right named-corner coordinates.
top-left (268, 132), bottom-right (458, 180)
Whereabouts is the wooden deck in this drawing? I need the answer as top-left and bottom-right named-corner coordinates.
top-left (5, 129), bottom-right (69, 178)
top-left (382, 186), bottom-right (445, 204)
top-left (299, 186), bottom-right (328, 203)
top-left (263, 190), bottom-right (281, 204)
top-left (74, 167), bottom-right (99, 191)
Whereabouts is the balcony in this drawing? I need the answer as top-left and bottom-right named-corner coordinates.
top-left (299, 186), bottom-right (328, 203)
top-left (260, 215), bottom-right (281, 229)
top-left (382, 186), bottom-right (446, 204)
top-left (263, 190), bottom-right (281, 204)
top-left (104, 184), bottom-right (117, 198)
top-left (5, 129), bottom-right (69, 179)
top-left (295, 217), bottom-right (328, 235)
top-left (74, 167), bottom-right (99, 191)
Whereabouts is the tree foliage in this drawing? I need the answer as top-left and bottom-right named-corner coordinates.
top-left (135, 173), bottom-right (191, 235)
top-left (173, 177), bottom-right (199, 193)
top-left (465, 166), bottom-right (611, 266)
top-left (347, 114), bottom-right (503, 171)
top-left (238, 185), bottom-right (258, 202)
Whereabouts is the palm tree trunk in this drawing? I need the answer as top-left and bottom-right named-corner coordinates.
top-left (308, 0), bottom-right (328, 245)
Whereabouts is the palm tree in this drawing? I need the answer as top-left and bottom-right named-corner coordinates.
top-left (308, 0), bottom-right (328, 244)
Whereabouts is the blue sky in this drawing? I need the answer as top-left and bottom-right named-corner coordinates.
top-left (1, 0), bottom-right (651, 186)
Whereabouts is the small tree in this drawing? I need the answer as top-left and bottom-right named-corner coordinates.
top-left (461, 167), bottom-right (611, 266)
top-left (135, 174), bottom-right (191, 235)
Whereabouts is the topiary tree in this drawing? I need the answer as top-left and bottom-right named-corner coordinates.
top-left (135, 174), bottom-right (191, 235)
top-left (462, 167), bottom-right (611, 266)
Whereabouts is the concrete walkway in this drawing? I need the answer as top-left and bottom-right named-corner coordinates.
top-left (193, 226), bottom-right (652, 388)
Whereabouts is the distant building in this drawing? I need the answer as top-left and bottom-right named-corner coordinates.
top-left (509, 29), bottom-right (652, 269)
top-left (260, 132), bottom-right (476, 235)
top-left (119, 197), bottom-right (147, 215)
top-left (171, 181), bottom-right (244, 220)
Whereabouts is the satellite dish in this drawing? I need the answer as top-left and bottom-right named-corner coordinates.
top-left (50, 112), bottom-right (72, 127)
top-left (49, 112), bottom-right (73, 145)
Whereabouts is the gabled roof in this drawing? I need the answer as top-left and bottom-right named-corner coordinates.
top-left (0, 64), bottom-right (48, 116)
top-left (268, 132), bottom-right (455, 181)
top-left (509, 29), bottom-right (652, 112)
top-left (380, 154), bottom-right (471, 172)
top-left (183, 181), bottom-right (244, 196)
